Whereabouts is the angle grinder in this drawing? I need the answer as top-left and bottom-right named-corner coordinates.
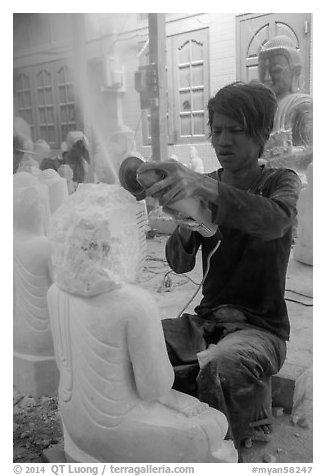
top-left (119, 156), bottom-right (218, 237)
top-left (119, 155), bottom-right (164, 201)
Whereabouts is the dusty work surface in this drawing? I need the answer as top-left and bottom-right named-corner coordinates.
top-left (13, 234), bottom-right (313, 464)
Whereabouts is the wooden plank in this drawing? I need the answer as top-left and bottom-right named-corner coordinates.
top-left (272, 375), bottom-right (295, 414)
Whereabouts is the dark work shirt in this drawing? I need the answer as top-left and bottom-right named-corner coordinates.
top-left (165, 167), bottom-right (301, 341)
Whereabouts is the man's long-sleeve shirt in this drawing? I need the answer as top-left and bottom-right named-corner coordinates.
top-left (165, 167), bottom-right (302, 341)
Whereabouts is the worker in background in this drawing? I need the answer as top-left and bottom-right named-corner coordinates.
top-left (63, 131), bottom-right (90, 184)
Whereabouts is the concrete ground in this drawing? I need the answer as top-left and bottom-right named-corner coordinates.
top-left (139, 233), bottom-right (313, 463)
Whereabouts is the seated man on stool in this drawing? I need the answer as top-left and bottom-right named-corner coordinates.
top-left (138, 81), bottom-right (301, 460)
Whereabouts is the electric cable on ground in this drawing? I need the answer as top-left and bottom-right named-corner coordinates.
top-left (176, 239), bottom-right (222, 319)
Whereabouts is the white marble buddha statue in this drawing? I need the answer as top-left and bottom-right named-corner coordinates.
top-left (47, 183), bottom-right (236, 463)
top-left (38, 168), bottom-right (69, 215)
top-left (13, 172), bottom-right (59, 396)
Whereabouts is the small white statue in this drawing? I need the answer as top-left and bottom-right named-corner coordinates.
top-left (33, 139), bottom-right (51, 166)
top-left (16, 139), bottom-right (40, 172)
top-left (38, 169), bottom-right (69, 215)
top-left (47, 183), bottom-right (236, 463)
top-left (57, 164), bottom-right (76, 194)
top-left (293, 163), bottom-right (313, 265)
top-left (13, 172), bottom-right (59, 396)
top-left (189, 146), bottom-right (204, 173)
top-left (15, 136), bottom-right (40, 175)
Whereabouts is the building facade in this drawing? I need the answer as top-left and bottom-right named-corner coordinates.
top-left (13, 13), bottom-right (312, 172)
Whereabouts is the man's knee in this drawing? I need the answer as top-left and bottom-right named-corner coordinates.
top-left (208, 341), bottom-right (262, 382)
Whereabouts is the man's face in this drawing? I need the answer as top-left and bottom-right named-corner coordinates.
top-left (260, 53), bottom-right (293, 97)
top-left (211, 113), bottom-right (260, 172)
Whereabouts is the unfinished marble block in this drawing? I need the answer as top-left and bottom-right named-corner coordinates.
top-left (293, 163), bottom-right (313, 265)
top-left (49, 184), bottom-right (147, 295)
top-left (47, 183), bottom-right (236, 463)
top-left (13, 173), bottom-right (59, 396)
top-left (38, 168), bottom-right (69, 214)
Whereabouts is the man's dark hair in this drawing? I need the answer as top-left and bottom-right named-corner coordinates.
top-left (207, 80), bottom-right (277, 156)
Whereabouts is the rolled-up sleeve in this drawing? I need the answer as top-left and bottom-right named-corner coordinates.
top-left (165, 228), bottom-right (201, 274)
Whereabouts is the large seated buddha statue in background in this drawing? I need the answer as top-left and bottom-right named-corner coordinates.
top-left (258, 35), bottom-right (313, 154)
top-left (259, 35), bottom-right (313, 262)
top-left (13, 172), bottom-right (59, 396)
top-left (47, 183), bottom-right (237, 463)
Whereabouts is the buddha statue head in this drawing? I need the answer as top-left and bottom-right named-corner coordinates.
top-left (33, 139), bottom-right (51, 165)
top-left (258, 35), bottom-right (303, 99)
top-left (48, 183), bottom-right (146, 297)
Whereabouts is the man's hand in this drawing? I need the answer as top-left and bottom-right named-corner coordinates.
top-left (137, 159), bottom-right (203, 208)
top-left (163, 205), bottom-right (207, 241)
top-left (163, 205), bottom-right (197, 227)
